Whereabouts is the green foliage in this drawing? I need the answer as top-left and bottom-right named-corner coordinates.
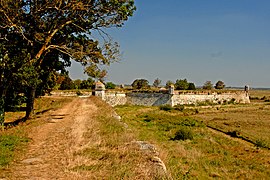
top-left (106, 82), bottom-right (116, 89)
top-left (153, 78), bottom-right (161, 88)
top-left (0, 135), bottom-right (29, 167)
top-left (0, 0), bottom-right (136, 120)
top-left (172, 127), bottom-right (194, 141)
top-left (159, 105), bottom-right (174, 111)
top-left (131, 79), bottom-right (149, 89)
top-left (80, 78), bottom-right (95, 89)
top-left (175, 79), bottom-right (189, 90)
top-left (165, 80), bottom-right (174, 88)
top-left (174, 104), bottom-right (185, 111)
top-left (175, 79), bottom-right (196, 90)
top-left (73, 79), bottom-right (82, 89)
top-left (203, 81), bottom-right (213, 90)
top-left (59, 75), bottom-right (75, 90)
top-left (188, 82), bottom-right (196, 90)
top-left (255, 139), bottom-right (269, 149)
top-left (215, 80), bottom-right (225, 89)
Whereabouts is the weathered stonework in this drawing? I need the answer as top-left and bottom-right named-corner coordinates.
top-left (103, 91), bottom-right (250, 107)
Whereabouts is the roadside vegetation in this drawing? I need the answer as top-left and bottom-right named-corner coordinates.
top-left (70, 97), bottom-right (166, 179)
top-left (115, 93), bottom-right (270, 179)
top-left (0, 97), bottom-right (72, 170)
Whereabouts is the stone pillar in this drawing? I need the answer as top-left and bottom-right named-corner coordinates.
top-left (168, 84), bottom-right (175, 95)
top-left (95, 81), bottom-right (106, 100)
top-left (244, 85), bottom-right (250, 97)
top-left (168, 84), bottom-right (175, 107)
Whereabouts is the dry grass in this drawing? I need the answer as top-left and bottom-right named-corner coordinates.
top-left (115, 92), bottom-right (270, 179)
top-left (70, 97), bottom-right (163, 179)
top-left (0, 97), bottom-right (73, 171)
top-left (192, 101), bottom-right (270, 148)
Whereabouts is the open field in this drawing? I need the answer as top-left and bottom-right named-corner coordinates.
top-left (1, 97), bottom-right (164, 179)
top-left (115, 91), bottom-right (270, 179)
top-left (1, 91), bottom-right (270, 179)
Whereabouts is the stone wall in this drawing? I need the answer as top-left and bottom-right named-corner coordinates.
top-left (126, 93), bottom-right (171, 106)
top-left (171, 92), bottom-right (250, 106)
top-left (104, 91), bottom-right (250, 107)
top-left (104, 93), bottom-right (127, 107)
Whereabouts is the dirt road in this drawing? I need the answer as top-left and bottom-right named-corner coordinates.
top-left (5, 97), bottom-right (99, 179)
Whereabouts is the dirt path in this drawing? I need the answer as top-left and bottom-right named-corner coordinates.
top-left (5, 97), bottom-right (99, 180)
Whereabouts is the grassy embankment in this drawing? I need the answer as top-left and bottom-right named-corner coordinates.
top-left (1, 96), bottom-right (163, 179)
top-left (0, 97), bottom-right (72, 169)
top-left (115, 90), bottom-right (270, 179)
top-left (71, 97), bottom-right (167, 179)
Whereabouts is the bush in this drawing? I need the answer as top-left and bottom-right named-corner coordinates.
top-left (228, 98), bottom-right (236, 104)
top-left (255, 139), bottom-right (268, 149)
top-left (159, 105), bottom-right (173, 111)
top-left (172, 127), bottom-right (194, 141)
top-left (181, 118), bottom-right (203, 127)
top-left (105, 82), bottom-right (116, 89)
top-left (174, 104), bottom-right (185, 111)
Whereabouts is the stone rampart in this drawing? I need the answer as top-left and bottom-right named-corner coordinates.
top-left (171, 92), bottom-right (250, 106)
top-left (126, 93), bottom-right (171, 106)
top-left (104, 93), bottom-right (127, 107)
top-left (103, 91), bottom-right (250, 107)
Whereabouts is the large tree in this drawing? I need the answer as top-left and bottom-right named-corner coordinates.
top-left (215, 80), bottom-right (225, 89)
top-left (175, 79), bottom-right (189, 90)
top-left (132, 79), bottom-right (149, 89)
top-left (0, 0), bottom-right (136, 123)
top-left (203, 81), bottom-right (213, 90)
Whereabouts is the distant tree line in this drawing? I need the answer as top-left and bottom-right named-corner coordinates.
top-left (131, 78), bottom-right (226, 90)
top-left (57, 74), bottom-right (116, 91)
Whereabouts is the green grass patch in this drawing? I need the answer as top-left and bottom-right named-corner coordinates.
top-left (0, 134), bottom-right (29, 167)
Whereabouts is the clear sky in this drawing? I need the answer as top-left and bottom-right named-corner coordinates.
top-left (68, 0), bottom-right (270, 88)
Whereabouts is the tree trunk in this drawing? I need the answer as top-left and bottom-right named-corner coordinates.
top-left (0, 96), bottom-right (4, 126)
top-left (25, 86), bottom-right (36, 119)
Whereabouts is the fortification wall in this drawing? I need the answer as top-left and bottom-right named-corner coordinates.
top-left (103, 91), bottom-right (250, 107)
top-left (126, 93), bottom-right (171, 106)
top-left (171, 92), bottom-right (250, 106)
top-left (104, 93), bottom-right (127, 107)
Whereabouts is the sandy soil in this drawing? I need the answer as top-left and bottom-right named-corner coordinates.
top-left (4, 97), bottom-right (99, 180)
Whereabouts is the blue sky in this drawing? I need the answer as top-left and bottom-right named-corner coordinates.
top-left (68, 0), bottom-right (270, 88)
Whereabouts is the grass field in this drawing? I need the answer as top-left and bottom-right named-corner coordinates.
top-left (1, 91), bottom-right (270, 178)
top-left (115, 91), bottom-right (270, 179)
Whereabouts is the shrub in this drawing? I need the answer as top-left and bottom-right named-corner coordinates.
top-left (159, 105), bottom-right (173, 111)
top-left (181, 118), bottom-right (203, 127)
top-left (255, 139), bottom-right (268, 149)
top-left (228, 98), bottom-right (236, 104)
top-left (105, 82), bottom-right (116, 89)
top-left (172, 127), bottom-right (194, 141)
top-left (174, 104), bottom-right (185, 111)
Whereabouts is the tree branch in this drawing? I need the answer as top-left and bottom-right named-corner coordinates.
top-left (33, 20), bottom-right (73, 65)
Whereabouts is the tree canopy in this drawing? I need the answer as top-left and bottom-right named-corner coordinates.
top-left (0, 0), bottom-right (136, 123)
top-left (153, 78), bottom-right (161, 88)
top-left (215, 80), bottom-right (225, 89)
top-left (203, 81), bottom-right (213, 90)
top-left (132, 79), bottom-right (149, 89)
top-left (175, 79), bottom-right (196, 90)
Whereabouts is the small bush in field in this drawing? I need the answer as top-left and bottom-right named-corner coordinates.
top-left (172, 127), bottom-right (194, 141)
top-left (159, 105), bottom-right (173, 111)
top-left (255, 139), bottom-right (268, 149)
top-left (174, 104), bottom-right (185, 111)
